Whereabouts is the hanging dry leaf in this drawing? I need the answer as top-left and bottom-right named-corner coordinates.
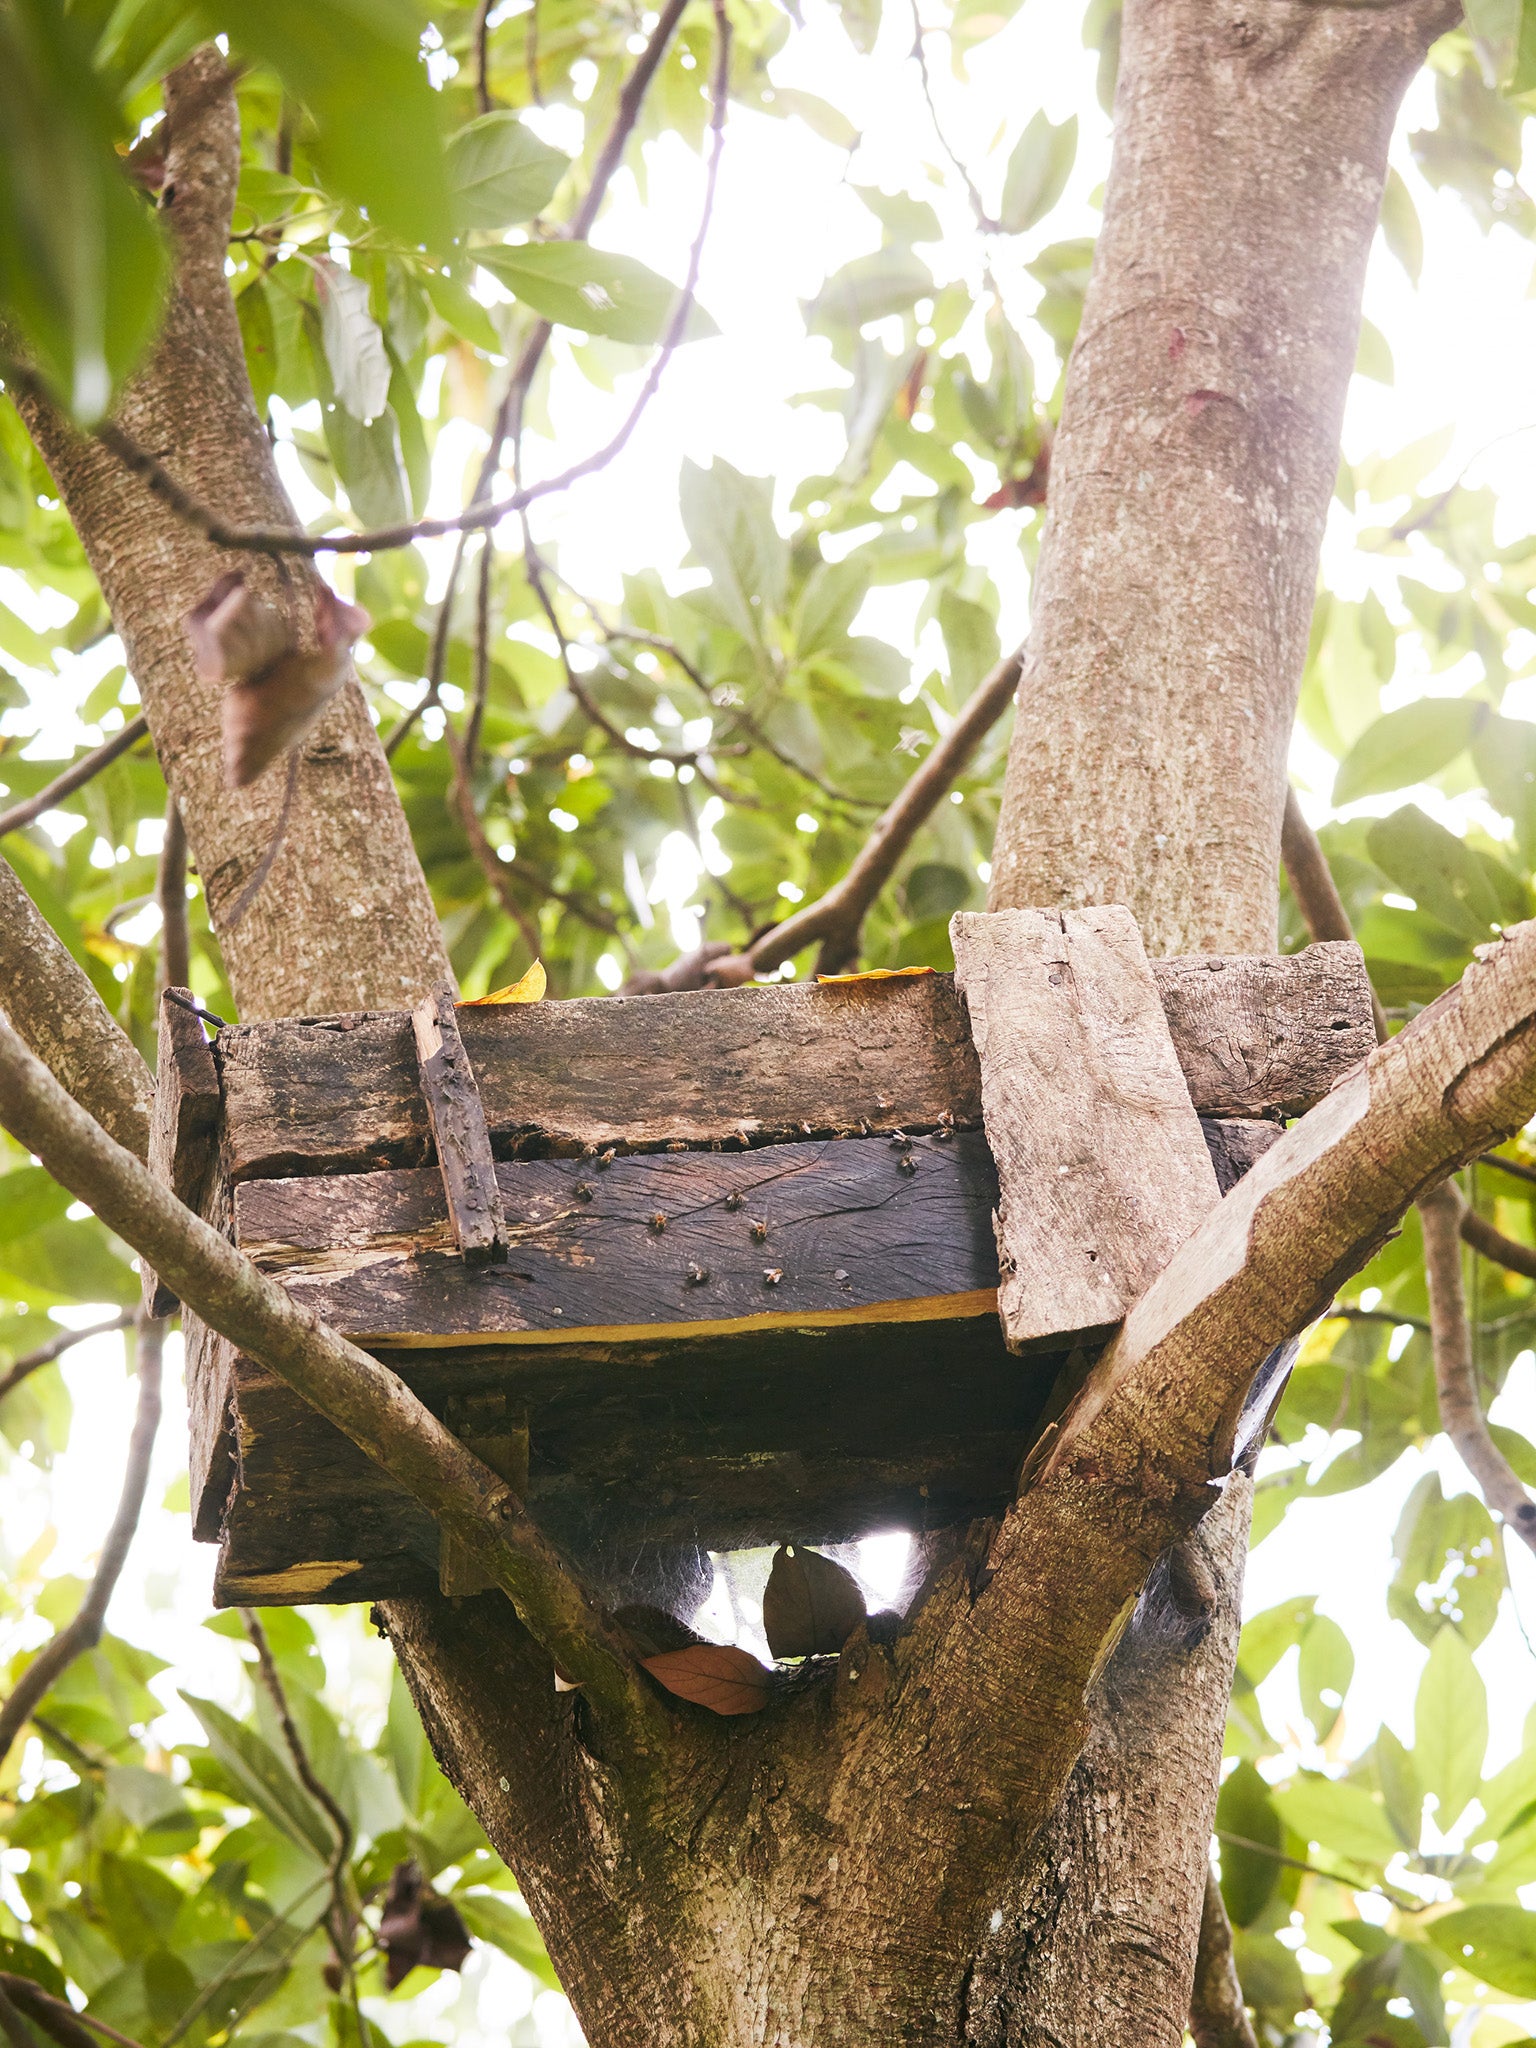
top-left (762, 1542), bottom-right (867, 1659)
top-left (186, 570), bottom-right (288, 684)
top-left (815, 966), bottom-right (936, 985)
top-left (377, 1859), bottom-right (472, 1990)
top-left (458, 960), bottom-right (547, 1006)
top-left (641, 1643), bottom-right (773, 1716)
top-left (219, 582), bottom-right (369, 790)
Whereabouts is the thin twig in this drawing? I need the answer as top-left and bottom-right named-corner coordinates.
top-left (0, 1310), bottom-right (136, 1405)
top-left (1423, 1180), bottom-right (1536, 1554)
top-left (1324, 1303), bottom-right (1430, 1334)
top-left (473, 0), bottom-right (494, 113)
top-left (1189, 1868), bottom-right (1258, 2048)
top-left (160, 1875), bottom-right (330, 2048)
top-left (0, 1314), bottom-right (162, 1768)
top-left (0, 716), bottom-right (150, 839)
top-left (910, 2), bottom-right (997, 234)
top-left (222, 745), bottom-right (301, 933)
top-left (156, 795), bottom-right (190, 994)
top-left (699, 646), bottom-right (1023, 983)
top-left (1460, 1204), bottom-right (1536, 1280)
top-left (0, 1972), bottom-right (143, 2048)
top-left (1280, 787), bottom-right (1389, 1041)
top-left (1215, 1831), bottom-right (1421, 1912)
top-left (240, 1611), bottom-right (357, 2001)
top-left (1479, 1149), bottom-right (1536, 1189)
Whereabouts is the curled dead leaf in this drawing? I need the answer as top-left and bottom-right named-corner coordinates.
top-left (641, 1642), bottom-right (772, 1716)
top-left (187, 570), bottom-right (288, 685)
top-left (215, 582), bottom-right (369, 789)
top-left (612, 1603), bottom-right (708, 1657)
top-left (762, 1542), bottom-right (867, 1659)
top-left (377, 1859), bottom-right (472, 1990)
top-left (457, 959), bottom-right (547, 1006)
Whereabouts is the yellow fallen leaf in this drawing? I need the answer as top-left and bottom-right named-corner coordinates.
top-left (816, 966), bottom-right (936, 985)
top-left (458, 960), bottom-right (547, 1007)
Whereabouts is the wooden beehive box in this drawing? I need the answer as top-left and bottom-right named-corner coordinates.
top-left (152, 911), bottom-right (1374, 1608)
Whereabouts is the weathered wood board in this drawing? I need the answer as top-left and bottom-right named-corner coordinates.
top-left (410, 986), bottom-right (508, 1267)
top-left (234, 1133), bottom-right (1002, 1344)
top-left (214, 946), bottom-right (1374, 1183)
top-left (952, 908), bottom-right (1221, 1350)
top-left (142, 992), bottom-right (220, 1316)
top-left (199, 1313), bottom-right (1058, 1605)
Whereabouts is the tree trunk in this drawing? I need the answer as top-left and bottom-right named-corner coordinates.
top-left (12, 5), bottom-right (1456, 2042)
top-left (13, 50), bottom-right (448, 1022)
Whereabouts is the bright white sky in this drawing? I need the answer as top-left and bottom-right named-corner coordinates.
top-left (5, 4), bottom-right (1536, 2040)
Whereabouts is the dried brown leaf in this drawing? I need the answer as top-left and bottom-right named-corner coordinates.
top-left (219, 583), bottom-right (369, 788)
top-left (186, 570), bottom-right (288, 684)
top-left (762, 1542), bottom-right (867, 1659)
top-left (641, 1642), bottom-right (773, 1716)
top-left (377, 1859), bottom-right (472, 1989)
top-left (612, 1603), bottom-right (707, 1657)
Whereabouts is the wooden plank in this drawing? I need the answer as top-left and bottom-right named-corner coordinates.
top-left (142, 989), bottom-right (222, 1316)
top-left (951, 907), bottom-right (1222, 1352)
top-left (233, 1132), bottom-right (1003, 1345)
top-left (214, 948), bottom-right (1373, 1185)
top-left (202, 1313), bottom-right (1057, 1604)
top-left (1155, 943), bottom-right (1373, 1117)
top-left (411, 985), bottom-right (508, 1268)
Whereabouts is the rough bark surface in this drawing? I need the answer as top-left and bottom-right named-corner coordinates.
top-left (11, 51), bottom-right (448, 1022)
top-left (980, 4), bottom-right (1456, 2040)
top-left (3, 8), bottom-right (1467, 2047)
top-left (989, 0), bottom-right (1457, 956)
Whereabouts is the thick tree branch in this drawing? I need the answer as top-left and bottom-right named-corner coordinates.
top-left (701, 647), bottom-right (1023, 983)
top-left (0, 1974), bottom-right (140, 2048)
top-left (0, 1009), bottom-right (660, 1732)
top-left (0, 716), bottom-right (151, 840)
top-left (1189, 1870), bottom-right (1258, 2048)
top-left (910, 923), bottom-right (1536, 1860)
top-left (1420, 1180), bottom-right (1536, 1554)
top-left (0, 1314), bottom-right (162, 1768)
top-left (0, 1310), bottom-right (135, 1405)
top-left (0, 856), bottom-right (153, 1158)
top-left (1459, 1202), bottom-right (1536, 1280)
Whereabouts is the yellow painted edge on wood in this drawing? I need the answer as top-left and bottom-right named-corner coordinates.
top-left (339, 1287), bottom-right (1004, 1351)
top-left (217, 1560), bottom-right (365, 1599)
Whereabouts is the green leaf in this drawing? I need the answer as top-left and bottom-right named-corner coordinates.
top-left (1333, 700), bottom-right (1488, 805)
top-left (1380, 165), bottom-right (1424, 285)
top-left (1365, 805), bottom-right (1508, 943)
top-left (0, 0), bottom-right (167, 420)
top-left (829, 0), bottom-right (881, 53)
top-left (455, 1891), bottom-right (559, 1988)
top-left (854, 186), bottom-right (941, 245)
top-left (1375, 1725), bottom-right (1424, 1850)
top-left (1414, 1626), bottom-right (1487, 1830)
top-left (420, 267), bottom-right (501, 355)
top-left (1272, 1773), bottom-right (1400, 1869)
top-left (1238, 1596), bottom-right (1316, 1686)
top-left (1473, 712), bottom-right (1536, 864)
top-left (1000, 112), bottom-right (1078, 235)
top-left (1298, 1613), bottom-right (1353, 1743)
top-left (212, 0), bottom-right (451, 248)
top-left (182, 1694), bottom-right (334, 1862)
top-left (315, 260), bottom-right (390, 424)
top-left (679, 458), bottom-right (789, 642)
top-left (804, 249), bottom-right (932, 335)
top-left (475, 243), bottom-right (711, 346)
top-left (447, 112), bottom-right (568, 231)
top-left (1355, 316), bottom-right (1394, 385)
top-left (237, 279), bottom-right (279, 418)
top-left (1389, 1472), bottom-right (1505, 1647)
top-left (795, 558), bottom-right (870, 657)
top-left (938, 591), bottom-right (1001, 702)
top-left (1427, 1904), bottom-right (1536, 1997)
top-left (1216, 1761), bottom-right (1281, 1927)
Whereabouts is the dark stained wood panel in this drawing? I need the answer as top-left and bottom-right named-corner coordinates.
top-left (143, 990), bottom-right (221, 1315)
top-left (207, 1314), bottom-right (1058, 1605)
top-left (234, 1133), bottom-right (1002, 1345)
top-left (214, 947), bottom-right (1373, 1185)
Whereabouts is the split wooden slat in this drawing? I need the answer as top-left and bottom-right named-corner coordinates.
top-left (411, 985), bottom-right (507, 1269)
top-left (215, 946), bottom-right (1375, 1184)
top-left (141, 990), bottom-right (222, 1317)
top-left (950, 907), bottom-right (1222, 1352)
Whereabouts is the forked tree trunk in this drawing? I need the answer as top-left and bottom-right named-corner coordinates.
top-left (14, 3), bottom-right (1455, 2040)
